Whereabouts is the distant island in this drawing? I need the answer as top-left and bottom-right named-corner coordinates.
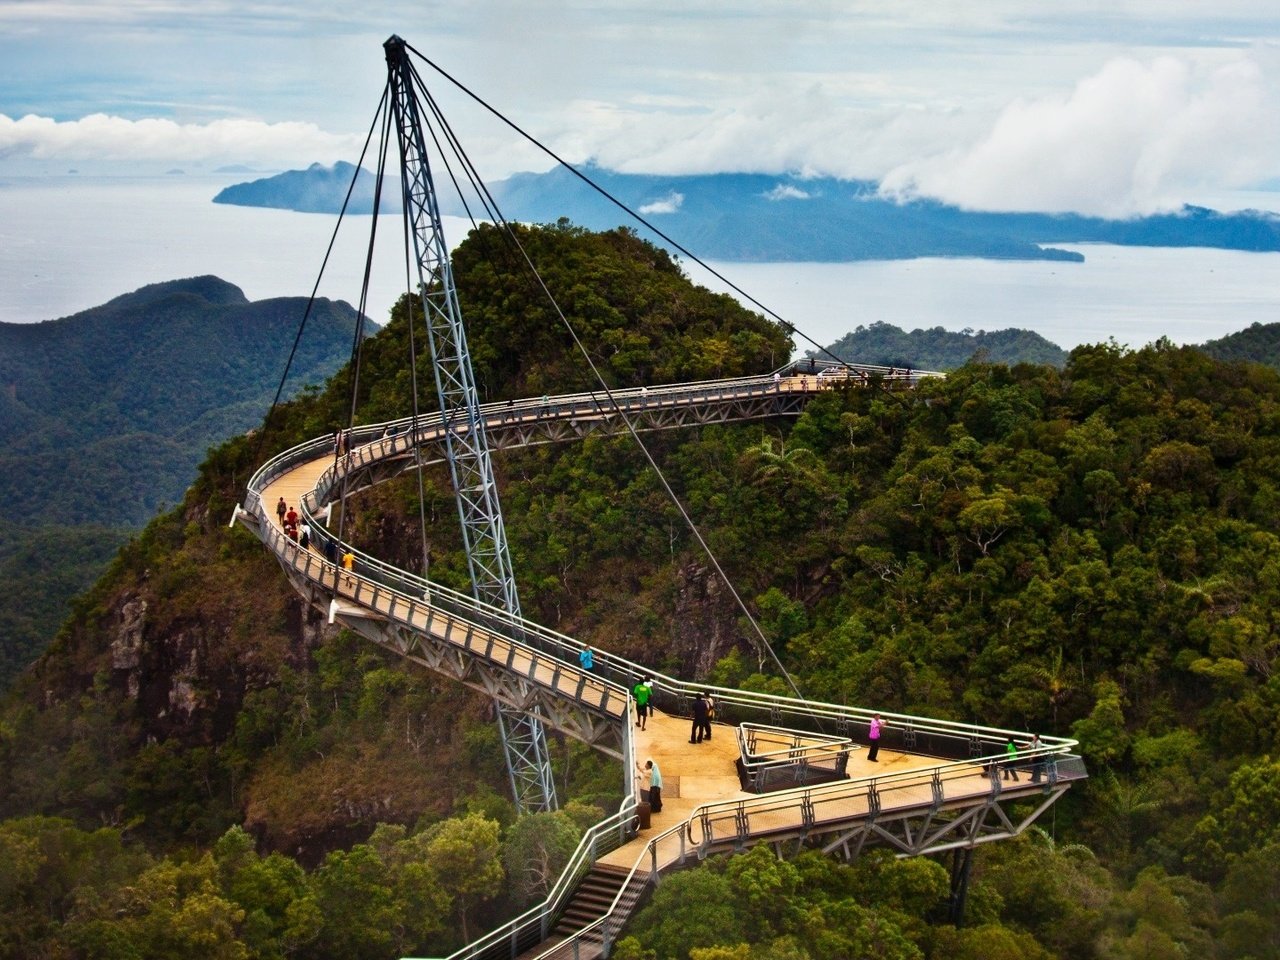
top-left (214, 161), bottom-right (400, 215)
top-left (214, 162), bottom-right (1280, 264)
top-left (818, 322), bottom-right (1069, 370)
top-left (827, 319), bottom-right (1280, 373)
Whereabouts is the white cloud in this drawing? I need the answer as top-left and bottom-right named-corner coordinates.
top-left (0, 112), bottom-right (361, 167)
top-left (878, 54), bottom-right (1280, 216)
top-left (4, 4), bottom-right (1280, 216)
top-left (638, 191), bottom-right (683, 214)
top-left (765, 184), bottom-right (812, 200)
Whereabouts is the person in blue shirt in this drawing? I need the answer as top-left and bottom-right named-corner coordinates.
top-left (579, 645), bottom-right (594, 671)
top-left (645, 759), bottom-right (663, 812)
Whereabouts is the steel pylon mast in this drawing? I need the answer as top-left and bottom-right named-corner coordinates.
top-left (384, 35), bottom-right (556, 813)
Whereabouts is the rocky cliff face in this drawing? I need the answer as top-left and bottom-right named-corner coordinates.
top-left (670, 562), bottom-right (741, 680)
top-left (34, 514), bottom-right (323, 748)
top-left (10, 486), bottom-right (491, 861)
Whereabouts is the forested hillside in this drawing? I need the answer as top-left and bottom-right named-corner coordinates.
top-left (3, 222), bottom-right (1280, 958)
top-left (1203, 320), bottom-right (1280, 369)
top-left (821, 320), bottom-right (1068, 370)
top-left (0, 277), bottom-right (366, 689)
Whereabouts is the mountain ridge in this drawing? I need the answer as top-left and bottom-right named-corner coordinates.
top-left (0, 275), bottom-right (372, 689)
top-left (212, 162), bottom-right (1280, 263)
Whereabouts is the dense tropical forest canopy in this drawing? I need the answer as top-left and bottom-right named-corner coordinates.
top-left (2, 221), bottom-right (1280, 958)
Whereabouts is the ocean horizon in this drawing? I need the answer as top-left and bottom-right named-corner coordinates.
top-left (4, 174), bottom-right (1280, 355)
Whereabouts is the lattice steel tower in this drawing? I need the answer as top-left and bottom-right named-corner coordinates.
top-left (385, 35), bottom-right (556, 812)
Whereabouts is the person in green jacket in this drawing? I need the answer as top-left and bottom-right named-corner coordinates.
top-left (1003, 736), bottom-right (1020, 781)
top-left (633, 677), bottom-right (652, 730)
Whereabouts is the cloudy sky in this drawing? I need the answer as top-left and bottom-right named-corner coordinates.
top-left (3, 1), bottom-right (1280, 216)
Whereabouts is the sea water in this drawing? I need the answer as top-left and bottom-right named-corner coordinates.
top-left (690, 245), bottom-right (1280, 353)
top-left (3, 174), bottom-right (1280, 353)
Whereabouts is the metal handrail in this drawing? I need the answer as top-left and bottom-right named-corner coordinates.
top-left (252, 443), bottom-right (1078, 752)
top-left (738, 723), bottom-right (854, 767)
top-left (685, 750), bottom-right (1088, 852)
top-left (244, 378), bottom-right (1080, 755)
top-left (420, 796), bottom-right (641, 960)
top-left (518, 818), bottom-right (698, 960)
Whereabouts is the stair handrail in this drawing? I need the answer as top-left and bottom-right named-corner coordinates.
top-left (410, 789), bottom-right (641, 960)
top-left (520, 817), bottom-right (700, 960)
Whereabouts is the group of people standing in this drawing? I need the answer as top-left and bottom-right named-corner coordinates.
top-left (1000, 733), bottom-right (1045, 783)
top-left (689, 690), bottom-right (715, 744)
top-left (275, 496), bottom-right (311, 548)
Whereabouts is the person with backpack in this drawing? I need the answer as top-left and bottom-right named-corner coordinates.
top-left (698, 691), bottom-right (715, 742)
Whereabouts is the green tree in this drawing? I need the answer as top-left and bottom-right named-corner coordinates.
top-left (420, 813), bottom-right (504, 943)
top-left (626, 868), bottom-right (742, 959)
top-left (501, 811), bottom-right (582, 906)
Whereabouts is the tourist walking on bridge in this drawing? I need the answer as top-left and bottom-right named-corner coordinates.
top-left (579, 645), bottom-right (594, 672)
top-left (633, 677), bottom-right (652, 730)
top-left (868, 713), bottom-right (885, 762)
top-left (698, 692), bottom-right (715, 742)
top-left (1003, 736), bottom-right (1020, 781)
top-left (1026, 733), bottom-right (1044, 783)
top-left (690, 691), bottom-right (710, 743)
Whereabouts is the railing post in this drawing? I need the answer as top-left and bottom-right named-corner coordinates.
top-left (734, 803), bottom-right (750, 848)
top-left (988, 762), bottom-right (1003, 798)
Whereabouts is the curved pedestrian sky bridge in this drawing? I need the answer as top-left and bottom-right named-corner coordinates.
top-left (235, 366), bottom-right (1087, 960)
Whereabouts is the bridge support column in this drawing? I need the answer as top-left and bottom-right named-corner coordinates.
top-left (947, 846), bottom-right (974, 927)
top-left (498, 705), bottom-right (557, 813)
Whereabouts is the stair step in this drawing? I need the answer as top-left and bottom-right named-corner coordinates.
top-left (517, 865), bottom-right (643, 959)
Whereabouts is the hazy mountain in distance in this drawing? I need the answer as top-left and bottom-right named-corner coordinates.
top-left (823, 320), bottom-right (1280, 374)
top-left (1199, 322), bottom-right (1280, 371)
top-left (0, 275), bottom-right (370, 522)
top-left (213, 161), bottom-right (403, 214)
top-left (212, 162), bottom-right (1280, 264)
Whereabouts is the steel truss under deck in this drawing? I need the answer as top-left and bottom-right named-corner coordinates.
top-left (812, 776), bottom-right (1069, 861)
top-left (315, 383), bottom-right (813, 507)
top-left (261, 543), bottom-right (630, 759)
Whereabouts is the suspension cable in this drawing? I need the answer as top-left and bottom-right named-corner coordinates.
top-left (401, 39), bottom-right (847, 368)
top-left (336, 86), bottom-right (396, 544)
top-left (253, 85), bottom-right (390, 474)
top-left (399, 61), bottom-right (807, 700)
top-left (388, 98), bottom-right (438, 584)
